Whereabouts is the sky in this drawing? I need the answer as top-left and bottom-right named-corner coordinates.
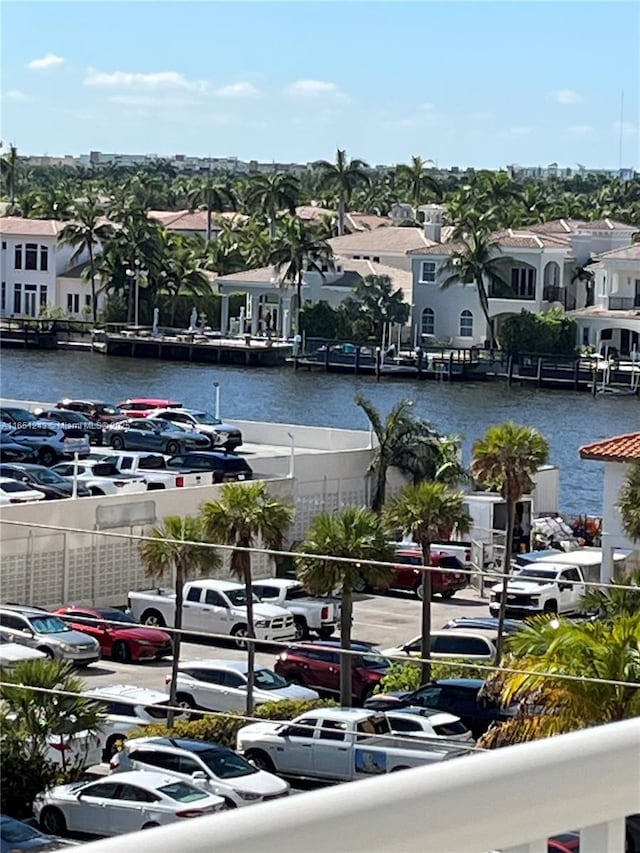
top-left (1, 0), bottom-right (638, 170)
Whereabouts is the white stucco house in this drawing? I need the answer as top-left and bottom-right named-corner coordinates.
top-left (328, 226), bottom-right (436, 271)
top-left (408, 212), bottom-right (638, 349)
top-left (579, 431), bottom-right (640, 582)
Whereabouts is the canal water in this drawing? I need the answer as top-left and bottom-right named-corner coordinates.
top-left (2, 349), bottom-right (638, 515)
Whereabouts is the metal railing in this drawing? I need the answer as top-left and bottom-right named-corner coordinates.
top-left (79, 718), bottom-right (639, 853)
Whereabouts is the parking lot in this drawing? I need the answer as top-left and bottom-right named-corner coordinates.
top-left (80, 588), bottom-right (489, 694)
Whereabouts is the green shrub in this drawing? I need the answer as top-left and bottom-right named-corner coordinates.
top-left (498, 308), bottom-right (577, 357)
top-left (375, 659), bottom-right (488, 694)
top-left (1, 730), bottom-right (59, 819)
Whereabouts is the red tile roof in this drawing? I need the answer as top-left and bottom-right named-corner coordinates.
top-left (579, 432), bottom-right (640, 462)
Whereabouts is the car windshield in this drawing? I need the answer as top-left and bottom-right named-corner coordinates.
top-left (158, 781), bottom-right (208, 803)
top-left (254, 669), bottom-right (289, 690)
top-left (226, 589), bottom-right (260, 606)
top-left (29, 469), bottom-right (69, 485)
top-left (150, 421), bottom-right (174, 433)
top-left (191, 412), bottom-right (222, 426)
top-left (96, 608), bottom-right (139, 626)
top-left (359, 653), bottom-right (391, 670)
top-left (397, 555), bottom-right (423, 567)
top-left (0, 481), bottom-right (31, 493)
top-left (136, 455), bottom-right (169, 469)
top-left (3, 409), bottom-right (36, 422)
top-left (284, 586), bottom-right (309, 600)
top-left (516, 568), bottom-right (561, 581)
top-left (0, 816), bottom-right (43, 843)
top-left (29, 615), bottom-right (70, 634)
top-left (199, 748), bottom-right (257, 778)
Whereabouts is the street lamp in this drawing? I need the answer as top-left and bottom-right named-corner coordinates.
top-left (125, 259), bottom-right (148, 327)
top-left (213, 382), bottom-right (221, 420)
top-left (287, 432), bottom-right (295, 479)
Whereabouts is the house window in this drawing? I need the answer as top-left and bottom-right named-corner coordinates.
top-left (13, 283), bottom-right (22, 314)
top-left (40, 245), bottom-right (48, 272)
top-left (601, 329), bottom-right (612, 341)
top-left (373, 256), bottom-right (380, 263)
top-left (510, 267), bottom-right (535, 299)
top-left (67, 293), bottom-right (80, 314)
top-left (1, 241), bottom-right (6, 250)
top-left (459, 310), bottom-right (474, 337)
top-left (25, 243), bottom-right (38, 271)
top-left (420, 261), bottom-right (436, 283)
top-left (85, 294), bottom-right (91, 307)
top-left (14, 245), bottom-right (22, 269)
top-left (39, 285), bottom-right (47, 307)
top-left (421, 307), bottom-right (435, 336)
top-left (1, 281), bottom-right (5, 312)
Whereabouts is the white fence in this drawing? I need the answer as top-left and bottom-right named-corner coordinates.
top-left (79, 718), bottom-right (639, 853)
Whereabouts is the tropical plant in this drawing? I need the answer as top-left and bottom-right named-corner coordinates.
top-left (341, 274), bottom-right (410, 345)
top-left (245, 172), bottom-right (300, 238)
top-left (479, 614), bottom-right (640, 747)
top-left (618, 459), bottom-right (640, 543)
top-left (201, 483), bottom-right (294, 715)
top-left (59, 198), bottom-right (115, 321)
top-left (138, 515), bottom-right (217, 727)
top-left (187, 174), bottom-right (237, 241)
top-left (395, 155), bottom-right (443, 211)
top-left (472, 423), bottom-right (549, 662)
top-left (581, 569), bottom-right (640, 620)
top-left (498, 309), bottom-right (578, 357)
top-left (376, 658), bottom-right (487, 694)
top-left (297, 507), bottom-right (395, 706)
top-left (0, 143), bottom-right (19, 208)
top-left (156, 233), bottom-right (212, 325)
top-left (315, 149), bottom-right (370, 235)
top-left (384, 483), bottom-right (472, 682)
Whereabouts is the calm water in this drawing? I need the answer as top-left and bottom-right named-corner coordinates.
top-left (2, 349), bottom-right (638, 515)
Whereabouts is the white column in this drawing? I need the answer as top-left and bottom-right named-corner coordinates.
top-left (250, 294), bottom-right (259, 336)
top-left (281, 295), bottom-right (292, 338)
top-left (581, 819), bottom-right (626, 853)
top-left (220, 293), bottom-right (229, 335)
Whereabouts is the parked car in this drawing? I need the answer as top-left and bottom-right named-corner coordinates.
top-left (0, 813), bottom-right (77, 851)
top-left (55, 400), bottom-right (125, 425)
top-left (0, 435), bottom-right (37, 463)
top-left (251, 578), bottom-right (340, 640)
top-left (105, 418), bottom-right (210, 454)
top-left (111, 737), bottom-right (290, 808)
top-left (365, 678), bottom-right (515, 739)
top-left (441, 616), bottom-right (524, 635)
top-left (34, 771), bottom-right (225, 838)
top-left (5, 424), bottom-right (90, 467)
top-left (0, 628), bottom-right (48, 669)
top-left (384, 707), bottom-right (474, 743)
top-left (0, 476), bottom-right (47, 505)
top-left (165, 451), bottom-right (253, 483)
top-left (363, 549), bottom-right (468, 600)
top-left (96, 449), bottom-right (214, 489)
top-left (51, 459), bottom-right (147, 496)
top-left (0, 406), bottom-right (40, 430)
top-left (170, 659), bottom-right (319, 714)
top-left (0, 464), bottom-right (91, 499)
top-left (274, 640), bottom-right (391, 705)
top-left (383, 629), bottom-right (498, 661)
top-left (117, 399), bottom-right (183, 419)
top-left (489, 565), bottom-right (587, 618)
top-left (53, 606), bottom-right (172, 663)
top-left (33, 408), bottom-right (104, 446)
top-left (0, 606), bottom-right (100, 666)
top-left (84, 685), bottom-right (189, 759)
top-left (150, 408), bottom-right (243, 450)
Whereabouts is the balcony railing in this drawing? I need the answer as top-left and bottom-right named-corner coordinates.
top-left (81, 718), bottom-right (639, 853)
top-left (608, 296), bottom-right (639, 310)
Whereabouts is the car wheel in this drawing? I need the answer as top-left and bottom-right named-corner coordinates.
top-left (293, 617), bottom-right (309, 641)
top-left (104, 734), bottom-right (125, 760)
top-left (39, 447), bottom-right (57, 467)
top-left (231, 625), bottom-right (249, 649)
top-left (223, 798), bottom-right (237, 810)
top-left (176, 693), bottom-right (197, 720)
top-left (37, 646), bottom-right (55, 660)
top-left (142, 822), bottom-right (160, 829)
top-left (390, 766), bottom-right (409, 772)
top-left (245, 749), bottom-right (276, 773)
top-left (141, 609), bottom-right (166, 628)
top-left (40, 807), bottom-right (67, 836)
top-left (544, 600), bottom-right (558, 614)
top-left (112, 641), bottom-right (132, 664)
top-left (90, 487), bottom-right (105, 496)
top-left (352, 575), bottom-right (368, 594)
top-left (414, 582), bottom-right (424, 601)
top-left (318, 627), bottom-right (334, 640)
top-left (166, 440), bottom-right (180, 455)
top-left (111, 434), bottom-right (124, 450)
top-left (441, 590), bottom-right (456, 599)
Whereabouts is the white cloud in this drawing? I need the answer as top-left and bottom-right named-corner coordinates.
top-left (613, 120), bottom-right (637, 136)
top-left (549, 89), bottom-right (584, 104)
top-left (214, 81), bottom-right (259, 98)
top-left (107, 94), bottom-right (201, 107)
top-left (84, 68), bottom-right (207, 92)
top-left (419, 102), bottom-right (436, 111)
top-left (1, 89), bottom-right (32, 102)
top-left (28, 53), bottom-right (64, 70)
top-left (508, 125), bottom-right (535, 136)
top-left (568, 124), bottom-right (594, 134)
top-left (286, 79), bottom-right (348, 100)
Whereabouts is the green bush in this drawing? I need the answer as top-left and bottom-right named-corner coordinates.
top-left (498, 308), bottom-right (577, 357)
top-left (375, 660), bottom-right (488, 694)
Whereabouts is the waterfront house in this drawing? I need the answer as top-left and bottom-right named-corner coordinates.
top-left (328, 226), bottom-right (437, 272)
top-left (579, 431), bottom-right (640, 582)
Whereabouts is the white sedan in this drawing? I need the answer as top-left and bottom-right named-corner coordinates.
top-left (171, 659), bottom-right (320, 714)
top-left (34, 770), bottom-right (225, 838)
top-left (0, 476), bottom-right (46, 505)
top-left (385, 707), bottom-right (474, 743)
top-left (51, 459), bottom-right (147, 496)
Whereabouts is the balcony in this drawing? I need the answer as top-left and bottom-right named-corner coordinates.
top-left (81, 718), bottom-right (639, 853)
top-left (608, 297), bottom-right (639, 310)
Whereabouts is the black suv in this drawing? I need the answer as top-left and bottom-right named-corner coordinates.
top-left (34, 408), bottom-right (104, 446)
top-left (365, 678), bottom-right (515, 739)
top-left (166, 451), bottom-right (253, 483)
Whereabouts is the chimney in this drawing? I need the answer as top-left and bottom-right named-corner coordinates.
top-left (421, 204), bottom-right (445, 243)
top-left (570, 232), bottom-right (592, 265)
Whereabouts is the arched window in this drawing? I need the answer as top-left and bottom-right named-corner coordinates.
top-left (459, 310), bottom-right (473, 337)
top-left (421, 307), bottom-right (435, 336)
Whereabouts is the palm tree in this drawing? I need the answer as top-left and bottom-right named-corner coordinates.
top-left (384, 483), bottom-right (472, 683)
top-left (269, 216), bottom-right (333, 334)
top-left (157, 233), bottom-right (212, 325)
top-left (472, 423), bottom-right (549, 662)
top-left (59, 199), bottom-right (115, 321)
top-left (28, 185), bottom-right (73, 220)
top-left (440, 227), bottom-right (515, 350)
top-left (618, 460), bottom-right (640, 543)
top-left (1, 143), bottom-right (19, 209)
top-left (138, 515), bottom-right (217, 727)
top-left (245, 173), bottom-right (300, 239)
top-left (480, 614), bottom-right (640, 747)
top-left (187, 174), bottom-right (237, 241)
top-left (581, 569), bottom-right (640, 620)
top-left (297, 507), bottom-right (395, 706)
top-left (395, 155), bottom-right (443, 212)
top-left (201, 483), bottom-right (294, 715)
top-left (315, 149), bottom-right (370, 236)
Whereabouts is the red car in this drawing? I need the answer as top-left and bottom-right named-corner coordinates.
top-left (117, 399), bottom-right (183, 419)
top-left (54, 606), bottom-right (173, 663)
top-left (357, 550), bottom-right (468, 600)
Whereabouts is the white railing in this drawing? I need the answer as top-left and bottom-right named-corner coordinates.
top-left (80, 718), bottom-right (639, 853)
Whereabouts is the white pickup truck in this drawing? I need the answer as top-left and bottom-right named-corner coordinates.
top-left (96, 449), bottom-right (214, 489)
top-left (489, 563), bottom-right (586, 618)
top-left (128, 579), bottom-right (296, 648)
top-left (251, 578), bottom-right (341, 640)
top-left (237, 708), bottom-right (469, 782)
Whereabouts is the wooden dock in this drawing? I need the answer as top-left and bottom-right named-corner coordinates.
top-left (104, 331), bottom-right (292, 366)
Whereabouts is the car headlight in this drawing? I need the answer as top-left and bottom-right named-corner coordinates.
top-left (255, 620), bottom-right (269, 628)
top-left (233, 790), bottom-right (261, 801)
top-left (136, 640), bottom-right (154, 646)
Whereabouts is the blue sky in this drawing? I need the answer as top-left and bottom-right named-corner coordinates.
top-left (1, 1), bottom-right (638, 169)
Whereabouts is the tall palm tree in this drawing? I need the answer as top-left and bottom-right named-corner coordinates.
top-left (618, 459), bottom-right (640, 543)
top-left (138, 515), bottom-right (216, 727)
top-left (201, 483), bottom-right (294, 715)
top-left (59, 199), bottom-right (115, 322)
top-left (1, 143), bottom-right (19, 209)
top-left (395, 155), bottom-right (443, 212)
top-left (315, 149), bottom-right (370, 236)
top-left (440, 227), bottom-right (515, 350)
top-left (384, 483), bottom-right (472, 683)
top-left (297, 507), bottom-right (394, 706)
top-left (157, 233), bottom-right (212, 325)
top-left (187, 174), bottom-right (237, 241)
top-left (269, 216), bottom-right (333, 334)
top-left (245, 172), bottom-right (300, 239)
top-left (28, 185), bottom-right (73, 220)
top-left (480, 614), bottom-right (640, 747)
top-left (472, 423), bottom-right (549, 662)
